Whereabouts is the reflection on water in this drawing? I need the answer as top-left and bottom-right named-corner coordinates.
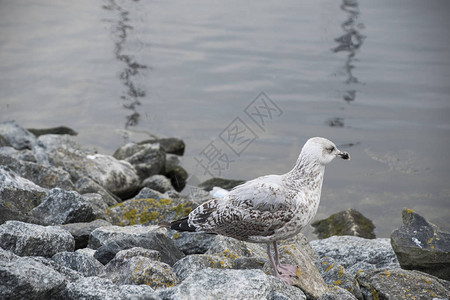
top-left (333, 0), bottom-right (365, 103)
top-left (103, 0), bottom-right (147, 130)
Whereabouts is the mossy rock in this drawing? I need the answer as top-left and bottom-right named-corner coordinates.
top-left (107, 197), bottom-right (196, 226)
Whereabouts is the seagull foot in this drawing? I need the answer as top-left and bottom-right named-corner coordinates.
top-left (277, 264), bottom-right (298, 277)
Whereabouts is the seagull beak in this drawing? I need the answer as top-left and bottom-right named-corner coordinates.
top-left (337, 151), bottom-right (350, 160)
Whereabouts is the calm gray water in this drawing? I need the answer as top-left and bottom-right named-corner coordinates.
top-left (1, 0), bottom-right (449, 238)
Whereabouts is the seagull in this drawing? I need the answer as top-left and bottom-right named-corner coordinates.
top-left (165, 137), bottom-right (350, 284)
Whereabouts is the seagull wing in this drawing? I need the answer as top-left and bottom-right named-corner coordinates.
top-left (188, 175), bottom-right (297, 241)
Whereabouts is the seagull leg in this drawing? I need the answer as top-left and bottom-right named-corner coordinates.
top-left (273, 241), bottom-right (299, 277)
top-left (267, 243), bottom-right (294, 285)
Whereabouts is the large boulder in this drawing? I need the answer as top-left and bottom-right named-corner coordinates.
top-left (104, 247), bottom-right (178, 289)
top-left (391, 208), bottom-right (450, 280)
top-left (113, 142), bottom-right (166, 181)
top-left (138, 137), bottom-right (186, 156)
top-left (106, 194), bottom-right (195, 226)
top-left (29, 188), bottom-right (96, 225)
top-left (52, 251), bottom-right (105, 277)
top-left (356, 268), bottom-right (450, 300)
top-left (0, 254), bottom-right (66, 299)
top-left (155, 268), bottom-right (306, 300)
top-left (88, 225), bottom-right (184, 266)
top-left (311, 208), bottom-right (375, 239)
top-left (0, 166), bottom-right (48, 214)
top-left (0, 220), bottom-right (74, 257)
top-left (310, 235), bottom-right (400, 277)
top-left (37, 134), bottom-right (140, 199)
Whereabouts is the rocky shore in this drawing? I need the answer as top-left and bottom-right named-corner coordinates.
top-left (0, 121), bottom-right (449, 300)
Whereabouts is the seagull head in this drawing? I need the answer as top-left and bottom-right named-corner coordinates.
top-left (303, 137), bottom-right (350, 165)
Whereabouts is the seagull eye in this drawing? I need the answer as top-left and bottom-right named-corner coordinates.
top-left (327, 146), bottom-right (335, 153)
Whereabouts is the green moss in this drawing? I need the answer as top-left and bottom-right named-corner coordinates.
top-left (140, 210), bottom-right (160, 224)
top-left (123, 208), bottom-right (138, 225)
top-left (172, 203), bottom-right (192, 218)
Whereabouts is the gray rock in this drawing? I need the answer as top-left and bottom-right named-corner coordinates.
top-left (356, 268), bottom-right (450, 300)
top-left (0, 146), bottom-right (36, 162)
top-left (75, 176), bottom-right (120, 206)
top-left (198, 177), bottom-right (245, 191)
top-left (155, 268), bottom-right (306, 300)
top-left (132, 187), bottom-right (166, 200)
top-left (113, 247), bottom-right (161, 261)
top-left (164, 165), bottom-right (188, 192)
top-left (76, 248), bottom-right (96, 257)
top-left (113, 142), bottom-right (166, 181)
top-left (27, 255), bottom-right (82, 282)
top-left (206, 234), bottom-right (327, 299)
top-left (0, 220), bottom-right (74, 257)
top-left (81, 193), bottom-right (113, 222)
top-left (311, 208), bottom-right (376, 239)
top-left (60, 219), bottom-right (112, 249)
top-left (391, 208), bottom-right (450, 280)
top-left (172, 254), bottom-right (232, 281)
top-left (29, 188), bottom-right (96, 225)
top-left (0, 255), bottom-right (66, 300)
top-left (37, 134), bottom-right (140, 198)
top-left (52, 251), bottom-right (105, 277)
top-left (0, 133), bottom-right (11, 147)
top-left (27, 125), bottom-right (78, 137)
top-left (60, 277), bottom-right (158, 300)
top-left (0, 153), bottom-right (75, 190)
top-left (318, 286), bottom-right (358, 300)
top-left (0, 203), bottom-right (48, 225)
top-left (106, 194), bottom-right (195, 227)
top-left (0, 166), bottom-right (48, 214)
top-left (138, 137), bottom-right (185, 156)
top-left (166, 229), bottom-right (216, 255)
top-left (0, 120), bottom-right (37, 150)
top-left (310, 235), bottom-right (400, 277)
top-left (142, 175), bottom-right (172, 193)
top-left (88, 225), bottom-right (184, 266)
top-left (315, 257), bottom-right (362, 299)
top-left (94, 241), bottom-right (160, 266)
top-left (104, 251), bottom-right (177, 289)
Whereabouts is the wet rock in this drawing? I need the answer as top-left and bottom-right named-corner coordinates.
top-left (29, 188), bottom-right (96, 225)
top-left (356, 268), bottom-right (450, 300)
top-left (164, 165), bottom-right (188, 192)
top-left (60, 219), bottom-right (112, 250)
top-left (166, 229), bottom-right (216, 255)
top-left (315, 257), bottom-right (362, 299)
top-left (104, 248), bottom-right (177, 289)
top-left (0, 254), bottom-right (66, 300)
top-left (198, 177), bottom-right (245, 191)
top-left (311, 208), bottom-right (375, 239)
top-left (106, 194), bottom-right (195, 226)
top-left (75, 176), bottom-right (120, 206)
top-left (37, 134), bottom-right (140, 198)
top-left (113, 142), bottom-right (166, 180)
top-left (27, 125), bottom-right (78, 137)
top-left (59, 277), bottom-right (158, 300)
top-left (391, 208), bottom-right (450, 280)
top-left (0, 220), bottom-right (74, 257)
top-left (0, 120), bottom-right (37, 150)
top-left (318, 286), bottom-right (358, 300)
top-left (206, 234), bottom-right (327, 299)
top-left (0, 166), bottom-right (48, 214)
top-left (142, 174), bottom-right (172, 193)
top-left (52, 251), bottom-right (105, 277)
top-left (88, 225), bottom-right (184, 266)
top-left (138, 137), bottom-right (186, 156)
top-left (155, 268), bottom-right (306, 300)
top-left (0, 153), bottom-right (75, 190)
top-left (310, 235), bottom-right (400, 277)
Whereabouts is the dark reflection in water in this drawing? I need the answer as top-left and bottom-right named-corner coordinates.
top-left (103, 0), bottom-right (147, 129)
top-left (333, 0), bottom-right (365, 103)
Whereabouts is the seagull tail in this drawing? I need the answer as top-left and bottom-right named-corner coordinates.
top-left (159, 217), bottom-right (197, 232)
